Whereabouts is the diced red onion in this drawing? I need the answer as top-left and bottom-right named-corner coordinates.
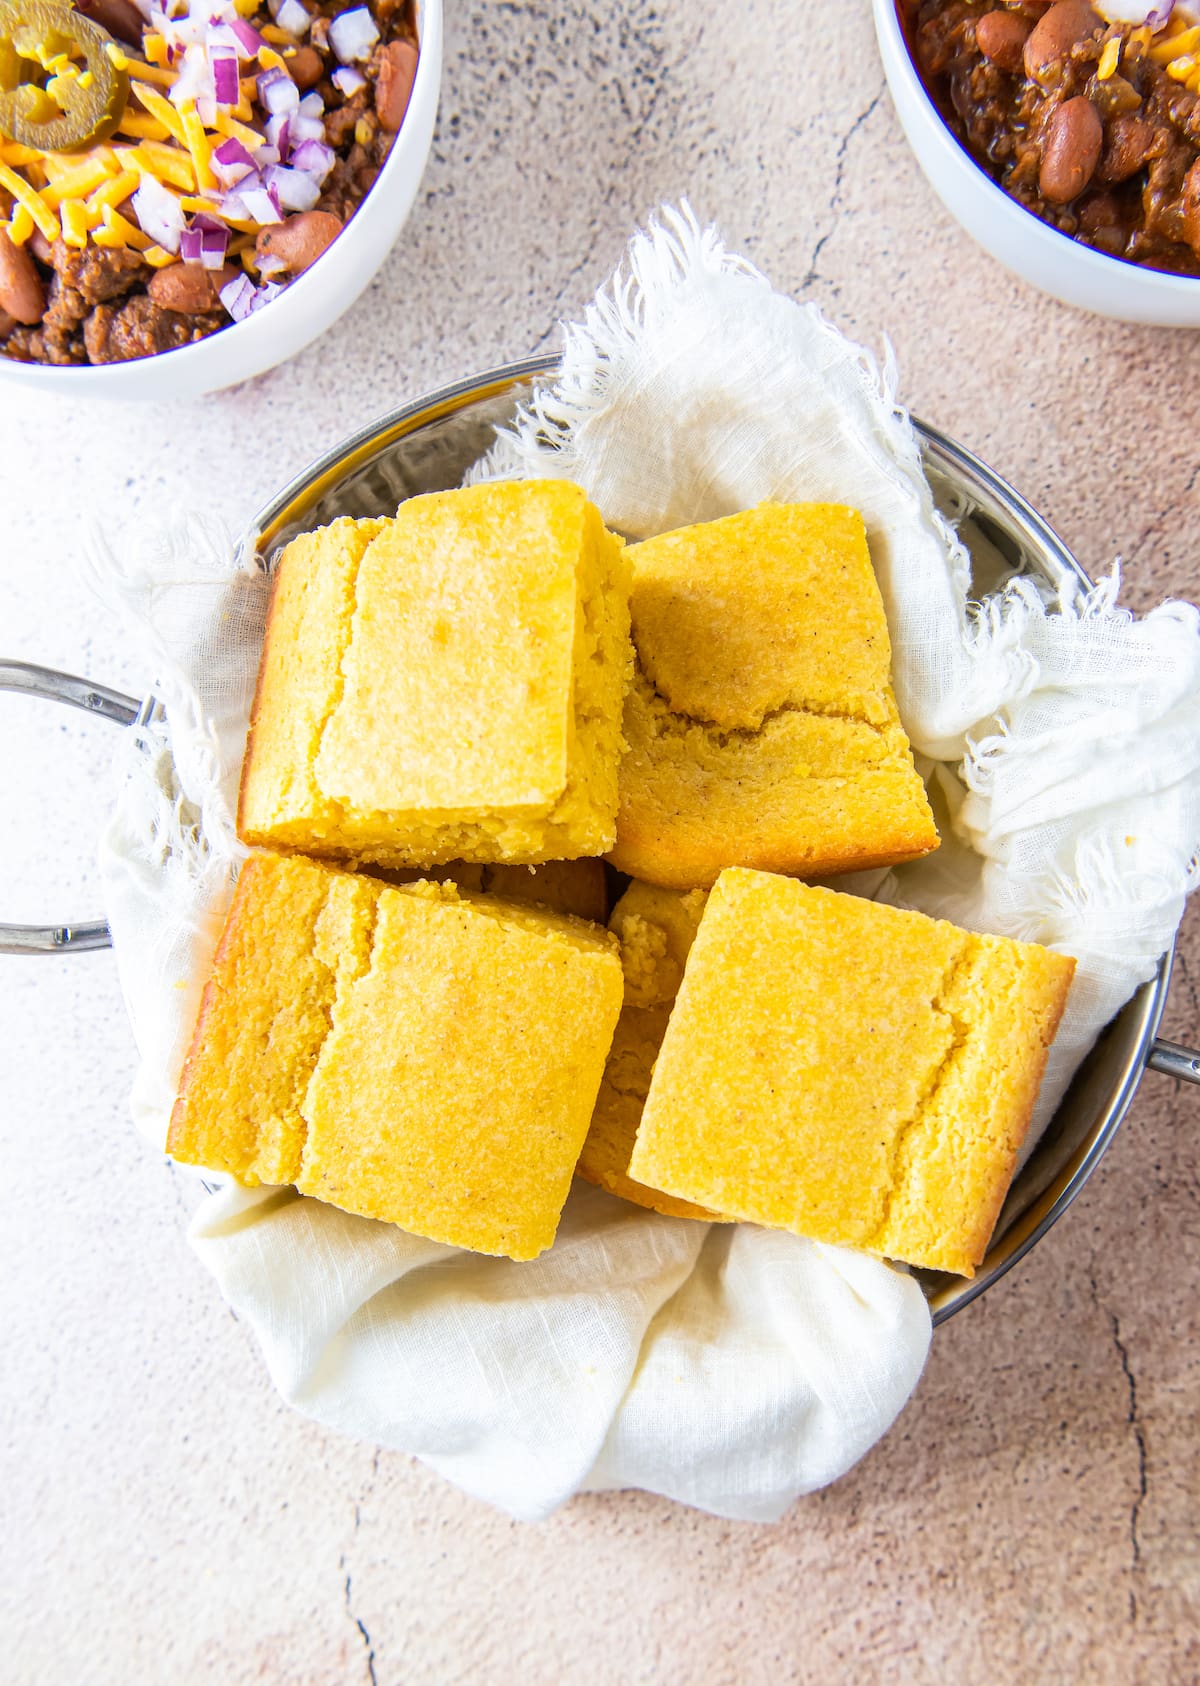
top-left (220, 272), bottom-right (258, 321)
top-left (288, 113), bottom-right (325, 142)
top-left (255, 144), bottom-right (281, 168)
top-left (258, 67), bottom-right (300, 114)
top-left (211, 46), bottom-right (239, 106)
top-left (275, 0), bottom-right (310, 37)
top-left (198, 225), bottom-right (229, 269)
top-left (131, 174), bottom-right (185, 253)
top-left (263, 163), bottom-right (321, 210)
top-left (239, 184), bottom-right (283, 223)
top-left (297, 89), bottom-right (323, 118)
top-left (229, 15), bottom-right (262, 55)
top-left (179, 219), bottom-right (229, 269)
top-left (255, 251), bottom-right (287, 276)
top-left (169, 42), bottom-right (211, 108)
top-left (223, 276), bottom-right (284, 320)
top-left (265, 111), bottom-right (291, 155)
top-left (288, 136), bottom-right (334, 178)
top-left (331, 65), bottom-right (366, 97)
top-left (213, 135), bottom-right (255, 168)
top-left (1096, 0), bottom-right (1175, 20)
top-left (212, 135), bottom-right (256, 186)
top-left (205, 22), bottom-right (242, 56)
top-left (328, 5), bottom-right (378, 62)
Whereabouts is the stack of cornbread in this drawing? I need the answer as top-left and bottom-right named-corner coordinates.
top-left (170, 479), bottom-right (1075, 1277)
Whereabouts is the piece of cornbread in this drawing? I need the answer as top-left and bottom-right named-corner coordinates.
top-left (381, 858), bottom-right (609, 924)
top-left (577, 880), bottom-right (725, 1222)
top-left (169, 850), bottom-right (624, 1260)
top-left (609, 502), bottom-right (938, 889)
top-left (628, 868), bottom-right (1076, 1276)
top-left (238, 480), bottom-right (632, 869)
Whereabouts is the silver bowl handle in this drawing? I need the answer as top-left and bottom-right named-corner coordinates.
top-left (0, 660), bottom-right (141, 955)
top-left (1147, 1039), bottom-right (1200, 1086)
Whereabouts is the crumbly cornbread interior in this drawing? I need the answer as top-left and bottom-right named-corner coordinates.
top-left (238, 480), bottom-right (632, 869)
top-left (576, 879), bottom-right (724, 1222)
top-left (609, 502), bottom-right (939, 889)
top-left (379, 857), bottom-right (609, 925)
top-left (628, 868), bottom-right (1075, 1276)
top-left (168, 850), bottom-right (624, 1261)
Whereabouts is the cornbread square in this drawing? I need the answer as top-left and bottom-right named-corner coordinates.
top-left (628, 868), bottom-right (1076, 1275)
top-left (238, 480), bottom-right (632, 869)
top-left (169, 850), bottom-right (624, 1260)
top-left (576, 880), bottom-right (725, 1222)
top-left (609, 502), bottom-right (939, 889)
top-left (382, 858), bottom-right (609, 924)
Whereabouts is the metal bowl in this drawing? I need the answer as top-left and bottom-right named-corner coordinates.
top-left (5, 355), bottom-right (1196, 1322)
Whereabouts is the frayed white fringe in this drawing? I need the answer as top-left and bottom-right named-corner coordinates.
top-left (82, 516), bottom-right (258, 867)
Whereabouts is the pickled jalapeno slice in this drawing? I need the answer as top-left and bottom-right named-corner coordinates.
top-left (0, 0), bottom-right (128, 153)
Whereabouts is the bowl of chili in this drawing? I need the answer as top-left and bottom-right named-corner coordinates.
top-left (874, 0), bottom-right (1200, 324)
top-left (0, 0), bottom-right (442, 395)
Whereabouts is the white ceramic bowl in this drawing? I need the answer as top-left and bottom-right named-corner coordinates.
top-left (0, 0), bottom-right (443, 399)
top-left (873, 0), bottom-right (1200, 325)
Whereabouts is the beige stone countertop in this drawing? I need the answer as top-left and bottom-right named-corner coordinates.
top-left (2, 3), bottom-right (1198, 1681)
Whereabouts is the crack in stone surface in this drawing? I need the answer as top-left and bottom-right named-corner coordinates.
top-left (341, 1559), bottom-right (379, 1686)
top-left (803, 84), bottom-right (886, 290)
top-left (1090, 1272), bottom-right (1148, 1624)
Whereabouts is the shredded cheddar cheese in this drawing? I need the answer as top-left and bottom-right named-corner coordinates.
top-left (129, 81), bottom-right (190, 146)
top-left (0, 163), bottom-right (59, 241)
top-left (181, 108), bottom-right (217, 192)
top-left (60, 198), bottom-right (93, 247)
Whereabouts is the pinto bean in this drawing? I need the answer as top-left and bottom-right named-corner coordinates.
top-left (975, 10), bottom-right (1031, 75)
top-left (1040, 95), bottom-right (1103, 203)
top-left (1024, 1), bottom-right (1102, 84)
top-left (73, 0), bottom-right (144, 45)
top-left (28, 226), bottom-right (54, 266)
top-left (288, 45), bottom-right (325, 90)
top-left (1099, 114), bottom-right (1158, 184)
top-left (255, 210), bottom-right (342, 274)
top-left (147, 262), bottom-right (238, 313)
top-left (374, 39), bottom-right (418, 130)
top-left (0, 308), bottom-right (16, 337)
top-left (0, 230), bottom-right (45, 325)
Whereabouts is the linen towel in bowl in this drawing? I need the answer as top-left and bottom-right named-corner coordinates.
top-left (91, 204), bottom-right (1200, 1522)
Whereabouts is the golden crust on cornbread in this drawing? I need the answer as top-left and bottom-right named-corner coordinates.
top-left (608, 502), bottom-right (938, 890)
top-left (238, 480), bottom-right (632, 869)
top-left (576, 880), bottom-right (727, 1223)
top-left (628, 868), bottom-right (1075, 1276)
top-left (169, 850), bottom-right (624, 1261)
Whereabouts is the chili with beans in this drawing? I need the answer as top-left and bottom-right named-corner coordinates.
top-left (0, 0), bottom-right (419, 366)
top-left (909, 1), bottom-right (1200, 275)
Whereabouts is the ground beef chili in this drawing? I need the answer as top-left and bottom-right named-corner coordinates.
top-left (0, 0), bottom-right (419, 367)
top-left (909, 1), bottom-right (1200, 275)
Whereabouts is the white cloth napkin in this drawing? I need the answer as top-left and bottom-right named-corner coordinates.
top-left (91, 205), bottom-right (1200, 1523)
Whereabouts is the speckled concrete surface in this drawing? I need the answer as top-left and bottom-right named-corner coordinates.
top-left (2, 4), bottom-right (1198, 1682)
